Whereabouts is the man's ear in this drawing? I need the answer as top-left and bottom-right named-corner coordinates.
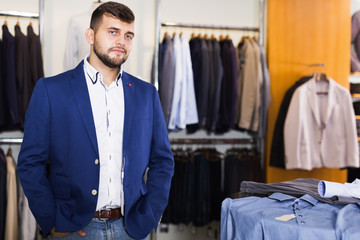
top-left (85, 28), bottom-right (95, 44)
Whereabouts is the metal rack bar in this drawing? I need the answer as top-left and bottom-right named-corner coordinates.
top-left (170, 138), bottom-right (255, 144)
top-left (0, 138), bottom-right (23, 144)
top-left (0, 10), bottom-right (39, 19)
top-left (161, 22), bottom-right (259, 32)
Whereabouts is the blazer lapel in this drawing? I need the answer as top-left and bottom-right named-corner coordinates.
top-left (69, 61), bottom-right (99, 155)
top-left (324, 78), bottom-right (337, 125)
top-left (307, 78), bottom-right (321, 127)
top-left (122, 72), bottom-right (134, 150)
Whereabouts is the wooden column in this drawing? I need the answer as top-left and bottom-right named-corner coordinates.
top-left (266, 0), bottom-right (351, 183)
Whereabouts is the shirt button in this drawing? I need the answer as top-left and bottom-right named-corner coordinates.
top-left (92, 189), bottom-right (97, 196)
top-left (95, 159), bottom-right (99, 165)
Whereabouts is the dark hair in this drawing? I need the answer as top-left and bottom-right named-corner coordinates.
top-left (90, 1), bottom-right (135, 31)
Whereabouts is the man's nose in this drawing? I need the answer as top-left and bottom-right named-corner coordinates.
top-left (115, 35), bottom-right (126, 45)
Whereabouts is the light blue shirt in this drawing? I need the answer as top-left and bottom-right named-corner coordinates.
top-left (221, 193), bottom-right (359, 240)
top-left (168, 35), bottom-right (198, 130)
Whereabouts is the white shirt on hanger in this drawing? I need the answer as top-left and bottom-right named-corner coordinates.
top-left (63, 3), bottom-right (102, 71)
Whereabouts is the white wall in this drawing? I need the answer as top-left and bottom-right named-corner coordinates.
top-left (1, 0), bottom-right (259, 239)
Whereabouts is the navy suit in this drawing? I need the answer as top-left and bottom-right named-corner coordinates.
top-left (17, 61), bottom-right (174, 239)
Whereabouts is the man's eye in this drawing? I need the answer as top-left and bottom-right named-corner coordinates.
top-left (125, 34), bottom-right (133, 40)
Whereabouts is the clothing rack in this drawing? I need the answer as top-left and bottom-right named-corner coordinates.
top-left (0, 10), bottom-right (39, 18)
top-left (153, 0), bottom-right (265, 88)
top-left (0, 0), bottom-right (44, 44)
top-left (0, 138), bottom-right (23, 144)
top-left (161, 22), bottom-right (259, 32)
top-left (170, 138), bottom-right (255, 144)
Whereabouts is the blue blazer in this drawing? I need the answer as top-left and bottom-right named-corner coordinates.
top-left (17, 61), bottom-right (174, 239)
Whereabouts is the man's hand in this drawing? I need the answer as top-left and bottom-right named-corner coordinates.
top-left (50, 227), bottom-right (86, 237)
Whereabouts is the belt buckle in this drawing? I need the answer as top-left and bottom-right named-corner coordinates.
top-left (98, 210), bottom-right (102, 219)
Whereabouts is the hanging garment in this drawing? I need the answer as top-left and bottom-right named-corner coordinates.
top-left (159, 36), bottom-right (175, 127)
top-left (168, 35), bottom-right (198, 130)
top-left (206, 38), bottom-right (223, 132)
top-left (179, 35), bottom-right (198, 128)
top-left (18, 182), bottom-right (37, 240)
top-left (2, 25), bottom-right (20, 130)
top-left (15, 25), bottom-right (32, 129)
top-left (351, 10), bottom-right (360, 72)
top-left (257, 44), bottom-right (271, 139)
top-left (0, 148), bottom-right (6, 240)
top-left (237, 38), bottom-right (262, 132)
top-left (218, 39), bottom-right (238, 133)
top-left (63, 12), bottom-right (91, 70)
top-left (284, 77), bottom-right (359, 170)
top-left (223, 148), bottom-right (262, 198)
top-left (5, 150), bottom-right (18, 240)
top-left (27, 24), bottom-right (44, 92)
top-left (270, 76), bottom-right (312, 168)
top-left (0, 40), bottom-right (6, 128)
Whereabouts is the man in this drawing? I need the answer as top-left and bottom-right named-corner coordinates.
top-left (17, 2), bottom-right (174, 239)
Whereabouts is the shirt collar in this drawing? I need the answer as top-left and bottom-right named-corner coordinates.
top-left (83, 56), bottom-right (123, 86)
top-left (268, 193), bottom-right (318, 206)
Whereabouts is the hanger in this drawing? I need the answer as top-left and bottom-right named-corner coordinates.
top-left (4, 20), bottom-right (7, 26)
top-left (204, 34), bottom-right (209, 40)
top-left (7, 146), bottom-right (12, 157)
top-left (198, 33), bottom-right (203, 39)
top-left (219, 34), bottom-right (225, 41)
top-left (226, 34), bottom-right (231, 40)
top-left (191, 33), bottom-right (196, 39)
top-left (29, 21), bottom-right (32, 27)
top-left (211, 34), bottom-right (216, 39)
top-left (163, 31), bottom-right (169, 39)
top-left (172, 32), bottom-right (177, 38)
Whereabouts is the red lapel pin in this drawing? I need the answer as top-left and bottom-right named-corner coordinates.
top-left (128, 83), bottom-right (132, 87)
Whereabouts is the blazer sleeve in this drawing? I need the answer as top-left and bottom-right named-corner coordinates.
top-left (17, 79), bottom-right (56, 236)
top-left (284, 87), bottom-right (303, 169)
top-left (144, 87), bottom-right (174, 224)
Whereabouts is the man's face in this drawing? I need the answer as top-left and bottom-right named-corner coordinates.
top-left (92, 14), bottom-right (134, 68)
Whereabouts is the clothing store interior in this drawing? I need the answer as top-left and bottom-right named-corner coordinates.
top-left (2, 0), bottom-right (360, 239)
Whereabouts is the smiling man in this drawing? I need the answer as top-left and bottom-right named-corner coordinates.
top-left (17, 2), bottom-right (174, 240)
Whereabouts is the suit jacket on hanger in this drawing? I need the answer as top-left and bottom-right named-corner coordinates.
top-left (159, 36), bottom-right (175, 127)
top-left (218, 39), bottom-right (238, 132)
top-left (27, 25), bottom-right (44, 92)
top-left (2, 25), bottom-right (20, 130)
top-left (0, 40), bottom-right (6, 128)
top-left (15, 25), bottom-right (32, 129)
top-left (284, 77), bottom-right (359, 170)
top-left (270, 76), bottom-right (312, 168)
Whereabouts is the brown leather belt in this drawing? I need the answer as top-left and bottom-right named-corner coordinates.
top-left (94, 208), bottom-right (123, 219)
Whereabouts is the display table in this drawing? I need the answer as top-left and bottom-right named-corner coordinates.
top-left (221, 192), bottom-right (360, 240)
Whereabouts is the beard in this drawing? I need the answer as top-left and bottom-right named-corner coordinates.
top-left (93, 39), bottom-right (128, 69)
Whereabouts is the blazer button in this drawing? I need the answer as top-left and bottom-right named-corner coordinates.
top-left (92, 189), bottom-right (97, 196)
top-left (95, 159), bottom-right (99, 165)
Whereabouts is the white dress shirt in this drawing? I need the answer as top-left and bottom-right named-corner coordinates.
top-left (83, 57), bottom-right (125, 213)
